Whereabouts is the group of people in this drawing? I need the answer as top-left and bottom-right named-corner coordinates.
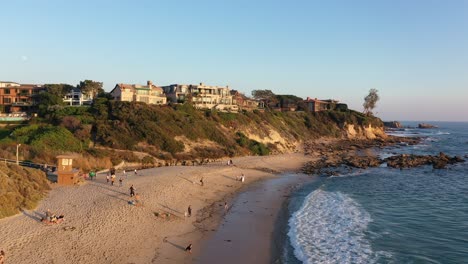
top-left (104, 168), bottom-right (140, 186)
top-left (41, 209), bottom-right (64, 224)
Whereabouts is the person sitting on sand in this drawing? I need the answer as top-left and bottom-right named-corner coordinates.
top-left (135, 194), bottom-right (142, 206)
top-left (50, 215), bottom-right (58, 223)
top-left (185, 243), bottom-right (193, 253)
top-left (41, 214), bottom-right (64, 224)
top-left (45, 209), bottom-right (52, 221)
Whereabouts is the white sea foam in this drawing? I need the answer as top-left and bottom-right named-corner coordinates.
top-left (288, 190), bottom-right (378, 264)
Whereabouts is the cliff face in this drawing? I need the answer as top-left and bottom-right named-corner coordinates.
top-left (345, 124), bottom-right (387, 140)
top-left (7, 100), bottom-right (387, 167)
top-left (0, 164), bottom-right (50, 218)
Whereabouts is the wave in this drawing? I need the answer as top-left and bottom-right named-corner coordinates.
top-left (288, 190), bottom-right (385, 264)
top-left (386, 128), bottom-right (450, 138)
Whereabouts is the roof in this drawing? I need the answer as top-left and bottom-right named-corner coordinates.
top-left (304, 98), bottom-right (338, 104)
top-left (56, 155), bottom-right (75, 159)
top-left (17, 84), bottom-right (44, 89)
top-left (112, 83), bottom-right (163, 93)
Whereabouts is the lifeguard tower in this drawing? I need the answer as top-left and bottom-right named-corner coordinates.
top-left (56, 155), bottom-right (80, 185)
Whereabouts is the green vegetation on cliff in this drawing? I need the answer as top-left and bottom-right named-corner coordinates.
top-left (0, 98), bottom-right (383, 169)
top-left (0, 163), bottom-right (50, 218)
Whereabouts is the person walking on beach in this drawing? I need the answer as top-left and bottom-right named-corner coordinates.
top-left (119, 177), bottom-right (123, 187)
top-left (123, 169), bottom-right (127, 179)
top-left (200, 177), bottom-right (204, 186)
top-left (134, 169), bottom-right (138, 175)
top-left (185, 243), bottom-right (192, 253)
top-left (187, 205), bottom-right (192, 217)
top-left (111, 174), bottom-right (116, 186)
top-left (224, 201), bottom-right (228, 212)
top-left (241, 174), bottom-right (245, 183)
top-left (129, 185), bottom-right (135, 197)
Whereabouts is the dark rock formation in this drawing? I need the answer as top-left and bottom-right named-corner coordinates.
top-left (343, 155), bottom-right (381, 169)
top-left (302, 139), bottom-right (465, 176)
top-left (384, 121), bottom-right (403, 129)
top-left (384, 152), bottom-right (465, 169)
top-left (418, 123), bottom-right (438, 129)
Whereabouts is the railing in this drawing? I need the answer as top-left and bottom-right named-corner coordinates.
top-left (0, 158), bottom-right (56, 171)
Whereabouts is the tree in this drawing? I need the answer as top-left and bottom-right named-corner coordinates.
top-left (36, 92), bottom-right (64, 118)
top-left (77, 80), bottom-right (104, 99)
top-left (251, 89), bottom-right (275, 100)
top-left (363, 88), bottom-right (379, 115)
top-left (251, 89), bottom-right (278, 109)
top-left (43, 84), bottom-right (74, 98)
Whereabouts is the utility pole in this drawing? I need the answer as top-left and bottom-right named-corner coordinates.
top-left (16, 143), bottom-right (21, 165)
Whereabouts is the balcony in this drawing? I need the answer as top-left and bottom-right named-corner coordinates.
top-left (11, 102), bottom-right (32, 106)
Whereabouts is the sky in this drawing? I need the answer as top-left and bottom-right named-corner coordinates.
top-left (1, 0), bottom-right (467, 121)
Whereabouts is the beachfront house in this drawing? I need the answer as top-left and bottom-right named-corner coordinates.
top-left (0, 81), bottom-right (45, 113)
top-left (110, 81), bottom-right (167, 105)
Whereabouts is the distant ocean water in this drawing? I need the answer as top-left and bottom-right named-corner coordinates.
top-left (284, 122), bottom-right (468, 264)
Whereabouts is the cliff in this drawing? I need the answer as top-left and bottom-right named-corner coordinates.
top-left (0, 163), bottom-right (50, 218)
top-left (4, 100), bottom-right (386, 168)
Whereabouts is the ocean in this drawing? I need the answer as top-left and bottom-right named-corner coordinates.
top-left (285, 122), bottom-right (468, 264)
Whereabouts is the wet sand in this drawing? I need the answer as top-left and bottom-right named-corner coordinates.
top-left (195, 173), bottom-right (317, 264)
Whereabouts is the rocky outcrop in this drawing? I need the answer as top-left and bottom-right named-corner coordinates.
top-left (383, 121), bottom-right (403, 128)
top-left (385, 152), bottom-right (464, 169)
top-left (345, 124), bottom-right (387, 140)
top-left (302, 143), bottom-right (465, 175)
top-left (418, 123), bottom-right (438, 129)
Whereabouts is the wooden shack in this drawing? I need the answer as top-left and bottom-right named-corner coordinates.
top-left (56, 155), bottom-right (79, 185)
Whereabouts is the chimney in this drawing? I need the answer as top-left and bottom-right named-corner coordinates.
top-left (147, 80), bottom-right (153, 88)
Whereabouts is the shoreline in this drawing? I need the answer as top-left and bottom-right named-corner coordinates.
top-left (194, 172), bottom-right (317, 264)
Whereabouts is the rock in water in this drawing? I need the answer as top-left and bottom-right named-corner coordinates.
top-left (418, 123), bottom-right (438, 129)
top-left (384, 121), bottom-right (403, 128)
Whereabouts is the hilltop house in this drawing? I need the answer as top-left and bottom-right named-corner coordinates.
top-left (162, 83), bottom-right (238, 111)
top-left (63, 87), bottom-right (95, 106)
top-left (230, 90), bottom-right (259, 111)
top-left (303, 97), bottom-right (339, 112)
top-left (0, 81), bottom-right (45, 113)
top-left (110, 81), bottom-right (167, 105)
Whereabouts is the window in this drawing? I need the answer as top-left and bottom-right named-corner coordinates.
top-left (4, 89), bottom-right (10, 94)
top-left (3, 98), bottom-right (11, 104)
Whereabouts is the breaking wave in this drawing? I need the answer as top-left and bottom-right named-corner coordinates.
top-left (287, 190), bottom-right (382, 264)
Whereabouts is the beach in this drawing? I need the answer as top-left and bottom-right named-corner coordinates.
top-left (195, 172), bottom-right (317, 264)
top-left (0, 152), bottom-right (314, 264)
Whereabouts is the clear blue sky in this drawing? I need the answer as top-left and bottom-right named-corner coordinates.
top-left (1, 0), bottom-right (467, 121)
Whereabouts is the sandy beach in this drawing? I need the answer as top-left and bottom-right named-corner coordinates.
top-left (0, 153), bottom-right (314, 264)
